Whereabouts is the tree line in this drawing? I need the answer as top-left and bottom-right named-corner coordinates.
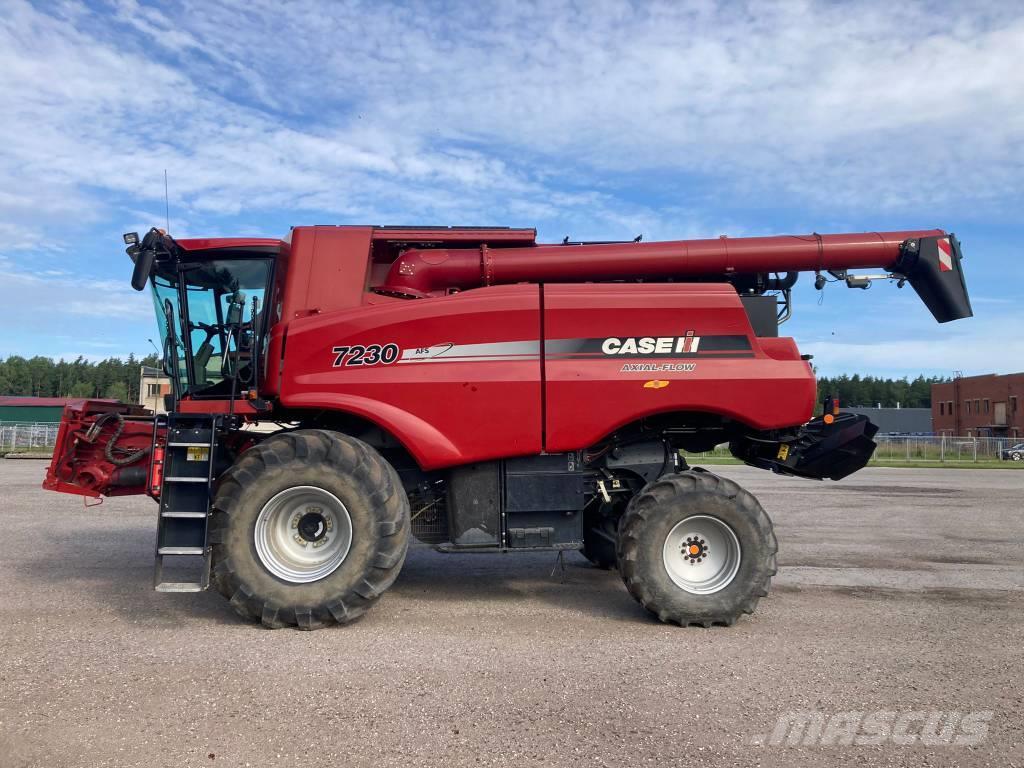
top-left (815, 374), bottom-right (948, 410)
top-left (0, 355), bottom-right (948, 410)
top-left (0, 355), bottom-right (161, 404)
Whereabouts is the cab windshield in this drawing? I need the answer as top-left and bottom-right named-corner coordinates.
top-left (151, 258), bottom-right (273, 397)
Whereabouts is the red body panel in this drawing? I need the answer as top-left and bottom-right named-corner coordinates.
top-left (280, 226), bottom-right (373, 319)
top-left (279, 284), bottom-right (544, 469)
top-left (543, 284), bottom-right (814, 451)
top-left (177, 398), bottom-right (258, 415)
top-left (277, 282), bottom-right (814, 470)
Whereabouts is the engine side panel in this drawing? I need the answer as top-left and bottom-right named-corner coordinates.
top-left (542, 283), bottom-right (816, 451)
top-left (279, 284), bottom-right (544, 469)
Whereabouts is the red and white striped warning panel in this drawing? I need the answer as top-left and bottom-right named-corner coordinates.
top-left (937, 237), bottom-right (953, 272)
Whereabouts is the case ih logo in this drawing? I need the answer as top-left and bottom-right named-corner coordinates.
top-left (601, 331), bottom-right (701, 356)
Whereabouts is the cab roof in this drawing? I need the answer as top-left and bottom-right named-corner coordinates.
top-left (175, 237), bottom-right (284, 252)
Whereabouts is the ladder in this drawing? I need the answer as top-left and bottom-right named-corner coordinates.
top-left (153, 414), bottom-right (219, 593)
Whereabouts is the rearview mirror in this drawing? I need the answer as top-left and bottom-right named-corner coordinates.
top-left (131, 247), bottom-right (156, 291)
top-left (130, 228), bottom-right (171, 291)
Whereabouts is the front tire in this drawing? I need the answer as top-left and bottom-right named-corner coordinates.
top-left (617, 469), bottom-right (776, 626)
top-left (210, 429), bottom-right (410, 629)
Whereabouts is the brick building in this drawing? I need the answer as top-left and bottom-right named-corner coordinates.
top-left (931, 372), bottom-right (1023, 437)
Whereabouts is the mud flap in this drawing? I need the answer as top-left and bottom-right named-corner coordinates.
top-left (731, 413), bottom-right (879, 481)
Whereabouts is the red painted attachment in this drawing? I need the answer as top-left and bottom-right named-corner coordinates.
top-left (380, 229), bottom-right (945, 297)
top-left (44, 401), bottom-right (159, 498)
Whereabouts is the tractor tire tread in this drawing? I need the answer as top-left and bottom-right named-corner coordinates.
top-left (617, 469), bottom-right (776, 627)
top-left (209, 429), bottom-right (410, 630)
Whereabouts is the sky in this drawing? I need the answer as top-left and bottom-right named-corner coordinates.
top-left (0, 0), bottom-right (1022, 377)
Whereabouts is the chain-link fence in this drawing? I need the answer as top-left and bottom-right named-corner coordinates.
top-left (871, 435), bottom-right (1020, 463)
top-left (3, 420), bottom-right (1022, 464)
top-left (0, 422), bottom-right (60, 454)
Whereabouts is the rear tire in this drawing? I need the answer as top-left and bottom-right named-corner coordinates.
top-left (210, 429), bottom-right (410, 629)
top-left (617, 469), bottom-right (776, 626)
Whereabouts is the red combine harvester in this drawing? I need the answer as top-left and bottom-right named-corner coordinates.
top-left (44, 225), bottom-right (972, 628)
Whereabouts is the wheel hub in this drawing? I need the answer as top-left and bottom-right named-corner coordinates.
top-left (254, 486), bottom-right (353, 583)
top-left (683, 536), bottom-right (708, 564)
top-left (662, 514), bottom-right (741, 594)
top-left (295, 509), bottom-right (332, 546)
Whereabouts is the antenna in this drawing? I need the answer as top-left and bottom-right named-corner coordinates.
top-left (163, 169), bottom-right (170, 233)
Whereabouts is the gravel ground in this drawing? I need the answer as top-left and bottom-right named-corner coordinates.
top-left (0, 459), bottom-right (1021, 768)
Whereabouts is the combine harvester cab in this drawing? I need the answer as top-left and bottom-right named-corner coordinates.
top-left (40, 223), bottom-right (973, 627)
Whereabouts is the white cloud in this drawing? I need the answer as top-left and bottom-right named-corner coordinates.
top-left (802, 307), bottom-right (1023, 378)
top-left (0, 0), bottom-right (1019, 371)
top-left (0, 0), bottom-right (1021, 251)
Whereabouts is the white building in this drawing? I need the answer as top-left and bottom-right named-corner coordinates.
top-left (139, 366), bottom-right (170, 414)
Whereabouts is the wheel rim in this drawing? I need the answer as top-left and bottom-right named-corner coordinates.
top-left (254, 486), bottom-right (353, 583)
top-left (662, 514), bottom-right (742, 594)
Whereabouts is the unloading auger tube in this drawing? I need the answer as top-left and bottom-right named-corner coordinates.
top-left (381, 229), bottom-right (973, 324)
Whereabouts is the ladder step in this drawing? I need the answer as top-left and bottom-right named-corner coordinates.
top-left (155, 582), bottom-right (206, 593)
top-left (157, 546), bottom-right (206, 555)
top-left (155, 415), bottom-right (216, 595)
